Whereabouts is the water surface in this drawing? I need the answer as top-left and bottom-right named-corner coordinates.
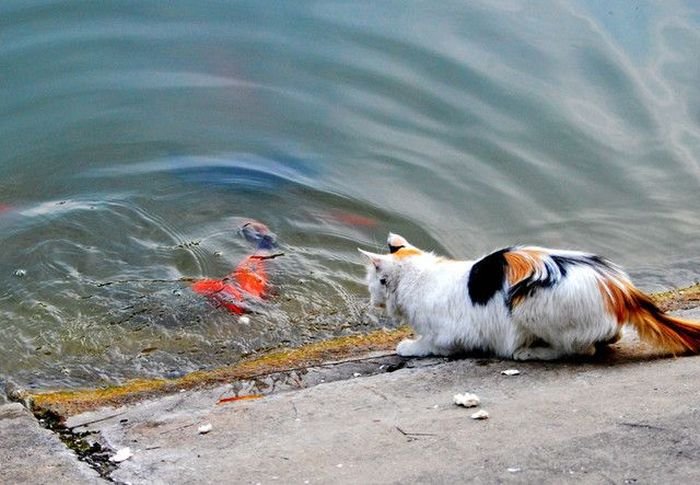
top-left (2, 0), bottom-right (700, 393)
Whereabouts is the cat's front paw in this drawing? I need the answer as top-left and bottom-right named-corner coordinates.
top-left (512, 348), bottom-right (536, 361)
top-left (513, 346), bottom-right (564, 361)
top-left (396, 338), bottom-right (431, 357)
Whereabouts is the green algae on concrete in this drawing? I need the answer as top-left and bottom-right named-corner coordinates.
top-left (21, 283), bottom-right (700, 418)
top-left (27, 327), bottom-right (413, 417)
top-left (649, 282), bottom-right (700, 311)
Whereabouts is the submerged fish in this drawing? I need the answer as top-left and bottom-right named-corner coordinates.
top-left (240, 220), bottom-right (278, 250)
top-left (191, 220), bottom-right (279, 314)
top-left (191, 255), bottom-right (270, 314)
top-left (323, 209), bottom-right (378, 228)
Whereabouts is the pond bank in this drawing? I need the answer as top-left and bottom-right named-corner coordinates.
top-left (11, 283), bottom-right (700, 418)
top-left (1, 284), bottom-right (700, 483)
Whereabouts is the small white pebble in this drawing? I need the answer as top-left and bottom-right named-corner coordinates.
top-left (501, 369), bottom-right (521, 376)
top-left (470, 409), bottom-right (489, 420)
top-left (13, 269), bottom-right (26, 278)
top-left (453, 393), bottom-right (480, 408)
top-left (197, 423), bottom-right (213, 434)
top-left (336, 463), bottom-right (343, 468)
top-left (433, 404), bottom-right (439, 409)
top-left (352, 372), bottom-right (362, 378)
top-left (507, 467), bottom-right (521, 473)
top-left (238, 316), bottom-right (251, 324)
top-left (110, 447), bottom-right (133, 462)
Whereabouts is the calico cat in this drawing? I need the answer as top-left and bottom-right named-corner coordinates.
top-left (359, 233), bottom-right (700, 360)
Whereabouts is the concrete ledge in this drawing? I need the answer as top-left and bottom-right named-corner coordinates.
top-left (25, 328), bottom-right (413, 417)
top-left (0, 403), bottom-right (103, 484)
top-left (67, 309), bottom-right (700, 484)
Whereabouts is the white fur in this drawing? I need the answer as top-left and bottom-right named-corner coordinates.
top-left (360, 241), bottom-right (622, 361)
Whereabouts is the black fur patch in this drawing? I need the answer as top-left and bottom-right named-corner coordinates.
top-left (468, 248), bottom-right (509, 305)
top-left (388, 244), bottom-right (405, 254)
top-left (507, 255), bottom-right (568, 307)
top-left (550, 253), bottom-right (615, 276)
top-left (505, 253), bottom-right (617, 309)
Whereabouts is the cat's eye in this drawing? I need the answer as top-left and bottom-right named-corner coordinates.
top-left (379, 277), bottom-right (388, 285)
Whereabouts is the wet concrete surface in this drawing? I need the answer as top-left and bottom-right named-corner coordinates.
top-left (0, 403), bottom-right (103, 484)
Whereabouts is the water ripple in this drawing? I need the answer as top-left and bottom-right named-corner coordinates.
top-left (1, 0), bottom-right (700, 390)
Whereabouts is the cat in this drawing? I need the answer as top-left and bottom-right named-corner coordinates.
top-left (359, 233), bottom-right (700, 360)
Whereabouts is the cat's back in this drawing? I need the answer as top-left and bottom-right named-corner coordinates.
top-left (467, 245), bottom-right (624, 307)
top-left (407, 253), bottom-right (472, 294)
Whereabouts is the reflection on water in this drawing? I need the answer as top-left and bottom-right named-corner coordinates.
top-left (1, 0), bottom-right (699, 391)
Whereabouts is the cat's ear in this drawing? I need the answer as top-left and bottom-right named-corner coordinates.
top-left (387, 232), bottom-right (410, 253)
top-left (358, 248), bottom-right (390, 269)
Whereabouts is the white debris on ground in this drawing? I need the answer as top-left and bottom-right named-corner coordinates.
top-left (110, 447), bottom-right (133, 463)
top-left (239, 316), bottom-right (251, 324)
top-left (198, 423), bottom-right (213, 434)
top-left (470, 409), bottom-right (489, 420)
top-left (501, 369), bottom-right (521, 376)
top-left (453, 392), bottom-right (480, 408)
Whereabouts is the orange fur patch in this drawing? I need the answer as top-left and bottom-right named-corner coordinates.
top-left (392, 247), bottom-right (422, 259)
top-left (598, 277), bottom-right (700, 354)
top-left (598, 278), bottom-right (634, 322)
top-left (503, 249), bottom-right (544, 286)
top-left (509, 293), bottom-right (526, 308)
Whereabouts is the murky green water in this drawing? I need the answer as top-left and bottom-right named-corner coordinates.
top-left (2, 0), bottom-right (699, 394)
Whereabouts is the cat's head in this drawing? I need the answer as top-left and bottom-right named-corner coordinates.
top-left (358, 233), bottom-right (422, 308)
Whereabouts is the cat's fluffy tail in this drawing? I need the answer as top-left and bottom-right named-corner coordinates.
top-left (603, 280), bottom-right (700, 354)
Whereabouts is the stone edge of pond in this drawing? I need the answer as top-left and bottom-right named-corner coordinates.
top-left (11, 327), bottom-right (414, 418)
top-left (8, 283), bottom-right (700, 419)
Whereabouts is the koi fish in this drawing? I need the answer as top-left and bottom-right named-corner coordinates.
top-left (191, 220), bottom-right (280, 314)
top-left (320, 209), bottom-right (379, 228)
top-left (240, 220), bottom-right (278, 250)
top-left (329, 211), bottom-right (379, 227)
top-left (191, 255), bottom-right (269, 314)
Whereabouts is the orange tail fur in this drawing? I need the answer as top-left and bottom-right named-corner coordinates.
top-left (621, 288), bottom-right (700, 354)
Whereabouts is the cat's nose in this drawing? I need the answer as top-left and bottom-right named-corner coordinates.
top-left (370, 296), bottom-right (385, 308)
